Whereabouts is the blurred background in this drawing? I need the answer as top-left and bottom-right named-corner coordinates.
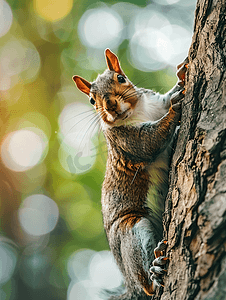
top-left (0, 0), bottom-right (196, 299)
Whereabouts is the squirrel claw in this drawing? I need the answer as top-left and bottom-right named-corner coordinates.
top-left (153, 256), bottom-right (168, 267)
top-left (151, 274), bottom-right (164, 288)
top-left (150, 265), bottom-right (167, 275)
top-left (177, 57), bottom-right (189, 70)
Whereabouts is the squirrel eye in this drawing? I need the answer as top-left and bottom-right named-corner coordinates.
top-left (90, 97), bottom-right (95, 105)
top-left (117, 74), bottom-right (126, 84)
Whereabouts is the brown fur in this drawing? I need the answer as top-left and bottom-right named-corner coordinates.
top-left (138, 273), bottom-right (155, 296)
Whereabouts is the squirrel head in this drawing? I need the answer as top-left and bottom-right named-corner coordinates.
top-left (73, 49), bottom-right (139, 125)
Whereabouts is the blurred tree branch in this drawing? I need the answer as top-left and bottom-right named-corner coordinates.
top-left (154, 0), bottom-right (226, 299)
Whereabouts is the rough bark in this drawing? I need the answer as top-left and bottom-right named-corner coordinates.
top-left (155, 0), bottom-right (226, 299)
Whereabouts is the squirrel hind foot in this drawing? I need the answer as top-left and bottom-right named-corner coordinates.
top-left (147, 240), bottom-right (169, 294)
top-left (154, 239), bottom-right (168, 258)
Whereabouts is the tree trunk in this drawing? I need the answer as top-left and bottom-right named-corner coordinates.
top-left (156, 0), bottom-right (226, 299)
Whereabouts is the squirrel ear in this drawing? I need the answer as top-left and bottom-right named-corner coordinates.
top-left (105, 49), bottom-right (125, 76)
top-left (72, 75), bottom-right (91, 96)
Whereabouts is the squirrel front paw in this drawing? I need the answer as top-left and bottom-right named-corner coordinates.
top-left (176, 57), bottom-right (189, 88)
top-left (170, 89), bottom-right (185, 112)
top-left (149, 240), bottom-right (168, 290)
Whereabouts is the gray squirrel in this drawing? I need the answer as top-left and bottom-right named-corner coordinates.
top-left (73, 49), bottom-right (188, 300)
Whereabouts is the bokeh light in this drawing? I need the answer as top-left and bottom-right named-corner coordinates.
top-left (1, 128), bottom-right (48, 172)
top-left (0, 0), bottom-right (13, 38)
top-left (0, 38), bottom-right (41, 90)
top-left (112, 2), bottom-right (140, 39)
top-left (18, 194), bottom-right (59, 236)
top-left (0, 241), bottom-right (18, 285)
top-left (129, 7), bottom-right (191, 71)
top-left (19, 251), bottom-right (50, 288)
top-left (67, 280), bottom-right (97, 300)
top-left (89, 251), bottom-right (123, 289)
top-left (158, 25), bottom-right (191, 65)
top-left (67, 250), bottom-right (123, 300)
top-left (78, 7), bottom-right (124, 49)
top-left (130, 28), bottom-right (168, 71)
top-left (33, 0), bottom-right (73, 22)
top-left (67, 249), bottom-right (96, 281)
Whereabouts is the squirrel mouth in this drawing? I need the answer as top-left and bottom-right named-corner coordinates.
top-left (105, 108), bottom-right (131, 124)
top-left (122, 114), bottom-right (129, 120)
top-left (117, 108), bottom-right (130, 120)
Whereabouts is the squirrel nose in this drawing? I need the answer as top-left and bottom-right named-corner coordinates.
top-left (104, 97), bottom-right (117, 111)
